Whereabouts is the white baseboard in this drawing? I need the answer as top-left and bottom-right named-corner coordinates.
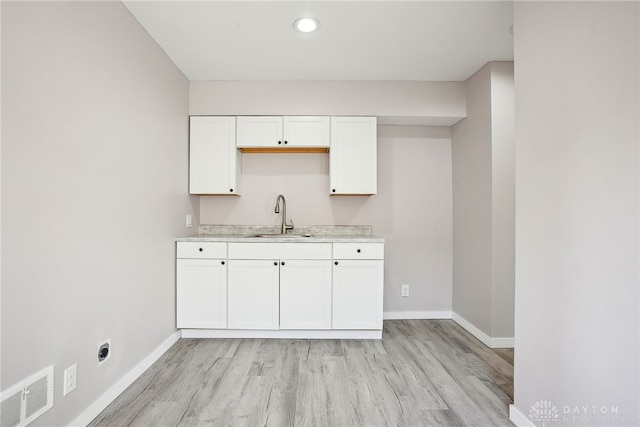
top-left (383, 311), bottom-right (452, 320)
top-left (451, 312), bottom-right (514, 349)
top-left (180, 329), bottom-right (382, 340)
top-left (509, 404), bottom-right (535, 427)
top-left (491, 336), bottom-right (515, 348)
top-left (69, 331), bottom-right (180, 427)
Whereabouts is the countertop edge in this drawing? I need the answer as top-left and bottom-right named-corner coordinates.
top-left (175, 234), bottom-right (385, 243)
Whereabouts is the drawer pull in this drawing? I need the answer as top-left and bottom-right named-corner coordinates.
top-left (198, 248), bottom-right (203, 252)
top-left (335, 261), bottom-right (339, 265)
top-left (221, 261), bottom-right (225, 265)
top-left (357, 249), bottom-right (361, 253)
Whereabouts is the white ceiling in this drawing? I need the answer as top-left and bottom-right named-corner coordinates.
top-left (123, 1), bottom-right (514, 82)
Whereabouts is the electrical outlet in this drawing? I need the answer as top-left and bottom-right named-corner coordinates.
top-left (63, 364), bottom-right (77, 396)
top-left (401, 284), bottom-right (410, 297)
top-left (186, 214), bottom-right (193, 228)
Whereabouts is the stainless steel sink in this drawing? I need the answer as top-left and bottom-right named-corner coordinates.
top-left (244, 233), bottom-right (314, 238)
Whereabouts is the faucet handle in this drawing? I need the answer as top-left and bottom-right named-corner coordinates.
top-left (286, 219), bottom-right (294, 230)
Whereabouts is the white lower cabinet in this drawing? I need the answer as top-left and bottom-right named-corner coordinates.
top-left (177, 240), bottom-right (384, 337)
top-left (227, 260), bottom-right (280, 330)
top-left (280, 260), bottom-right (332, 329)
top-left (332, 243), bottom-right (385, 330)
top-left (332, 260), bottom-right (384, 329)
top-left (176, 242), bottom-right (228, 329)
top-left (227, 243), bottom-right (333, 330)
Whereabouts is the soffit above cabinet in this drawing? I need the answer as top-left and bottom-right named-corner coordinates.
top-left (376, 116), bottom-right (464, 127)
top-left (188, 81), bottom-right (468, 124)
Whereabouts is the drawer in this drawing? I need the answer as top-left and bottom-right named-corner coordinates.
top-left (228, 243), bottom-right (332, 260)
top-left (177, 242), bottom-right (227, 259)
top-left (333, 243), bottom-right (384, 260)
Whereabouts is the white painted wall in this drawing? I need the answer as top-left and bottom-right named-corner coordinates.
top-left (199, 125), bottom-right (453, 314)
top-left (512, 1), bottom-right (639, 424)
top-left (190, 80), bottom-right (466, 126)
top-left (1, 2), bottom-right (193, 425)
top-left (451, 62), bottom-right (515, 344)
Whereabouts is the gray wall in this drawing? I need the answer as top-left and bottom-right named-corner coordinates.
top-left (451, 62), bottom-right (515, 342)
top-left (1, 2), bottom-right (193, 425)
top-left (513, 1), bottom-right (639, 424)
top-left (489, 62), bottom-right (515, 340)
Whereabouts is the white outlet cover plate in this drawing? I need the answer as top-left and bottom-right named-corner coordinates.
top-left (63, 364), bottom-right (77, 396)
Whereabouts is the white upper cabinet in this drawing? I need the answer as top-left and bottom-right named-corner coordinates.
top-left (329, 117), bottom-right (377, 195)
top-left (189, 115), bottom-right (377, 196)
top-left (236, 116), bottom-right (283, 148)
top-left (189, 116), bottom-right (241, 195)
top-left (237, 116), bottom-right (330, 149)
top-left (283, 116), bottom-right (330, 148)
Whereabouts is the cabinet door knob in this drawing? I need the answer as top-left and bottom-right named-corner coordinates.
top-left (274, 261), bottom-right (278, 266)
top-left (278, 141), bottom-right (282, 145)
top-left (284, 140), bottom-right (288, 145)
top-left (198, 248), bottom-right (203, 252)
top-left (334, 261), bottom-right (339, 265)
top-left (281, 261), bottom-right (285, 266)
top-left (357, 249), bottom-right (361, 253)
top-left (332, 189), bottom-right (336, 193)
top-left (229, 188), bottom-right (234, 192)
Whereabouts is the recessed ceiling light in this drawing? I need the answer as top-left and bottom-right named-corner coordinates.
top-left (293, 17), bottom-right (320, 33)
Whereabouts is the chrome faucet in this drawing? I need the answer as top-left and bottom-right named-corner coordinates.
top-left (274, 194), bottom-right (294, 234)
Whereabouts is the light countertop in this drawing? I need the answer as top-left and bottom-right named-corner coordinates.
top-left (175, 234), bottom-right (384, 243)
top-left (176, 225), bottom-right (384, 243)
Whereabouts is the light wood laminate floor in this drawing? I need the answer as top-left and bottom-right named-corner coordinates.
top-left (89, 320), bottom-right (514, 427)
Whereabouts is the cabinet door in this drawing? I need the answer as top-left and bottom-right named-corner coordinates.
top-left (176, 259), bottom-right (227, 329)
top-left (280, 260), bottom-right (332, 329)
top-left (329, 117), bottom-right (377, 195)
top-left (227, 260), bottom-right (280, 329)
top-left (236, 116), bottom-right (283, 148)
top-left (332, 260), bottom-right (384, 329)
top-left (283, 116), bottom-right (330, 148)
top-left (189, 116), bottom-right (240, 195)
